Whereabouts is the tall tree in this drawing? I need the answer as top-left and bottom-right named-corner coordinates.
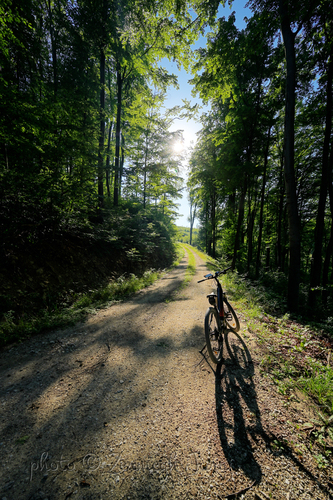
top-left (308, 5), bottom-right (333, 307)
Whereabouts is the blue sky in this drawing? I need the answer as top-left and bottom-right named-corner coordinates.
top-left (162, 1), bottom-right (252, 227)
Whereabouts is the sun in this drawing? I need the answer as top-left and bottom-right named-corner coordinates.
top-left (173, 141), bottom-right (184, 154)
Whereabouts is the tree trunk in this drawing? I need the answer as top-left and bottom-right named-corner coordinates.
top-left (106, 122), bottom-right (113, 198)
top-left (98, 47), bottom-right (105, 209)
top-left (276, 149), bottom-right (284, 269)
top-left (114, 62), bottom-right (122, 207)
top-left (211, 185), bottom-right (216, 259)
top-left (247, 208), bottom-right (255, 274)
top-left (189, 199), bottom-right (197, 246)
top-left (279, 0), bottom-right (301, 312)
top-left (143, 131), bottom-right (149, 209)
top-left (322, 146), bottom-right (333, 304)
top-left (205, 201), bottom-right (209, 255)
top-left (119, 134), bottom-right (125, 199)
top-left (232, 175), bottom-right (247, 269)
top-left (256, 127), bottom-right (271, 278)
top-left (47, 0), bottom-right (57, 97)
top-left (322, 222), bottom-right (333, 306)
top-left (309, 52), bottom-right (333, 307)
top-left (247, 177), bottom-right (258, 274)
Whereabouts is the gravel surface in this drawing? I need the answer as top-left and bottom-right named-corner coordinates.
top-left (0, 249), bottom-right (332, 500)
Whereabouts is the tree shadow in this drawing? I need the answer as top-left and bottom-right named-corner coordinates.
top-left (215, 330), bottom-right (262, 483)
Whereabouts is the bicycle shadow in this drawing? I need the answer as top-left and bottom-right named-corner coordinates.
top-left (214, 330), bottom-right (262, 483)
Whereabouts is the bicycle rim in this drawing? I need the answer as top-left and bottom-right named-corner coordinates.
top-left (223, 299), bottom-right (240, 332)
top-left (204, 308), bottom-right (223, 364)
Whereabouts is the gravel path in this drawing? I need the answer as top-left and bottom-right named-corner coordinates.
top-left (0, 248), bottom-right (332, 500)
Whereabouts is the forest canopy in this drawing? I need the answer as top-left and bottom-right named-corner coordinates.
top-left (1, 0), bottom-right (333, 322)
top-left (1, 0), bottom-right (210, 333)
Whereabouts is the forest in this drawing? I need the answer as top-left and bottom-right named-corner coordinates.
top-left (0, 0), bottom-right (198, 340)
top-left (1, 0), bottom-right (333, 340)
top-left (188, 0), bottom-right (333, 318)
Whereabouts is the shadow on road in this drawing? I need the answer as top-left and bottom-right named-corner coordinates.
top-left (214, 331), bottom-right (262, 484)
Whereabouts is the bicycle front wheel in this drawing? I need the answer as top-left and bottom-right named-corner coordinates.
top-left (204, 307), bottom-right (223, 364)
top-left (223, 298), bottom-right (240, 332)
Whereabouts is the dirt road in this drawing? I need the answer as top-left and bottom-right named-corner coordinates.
top-left (0, 248), bottom-right (332, 500)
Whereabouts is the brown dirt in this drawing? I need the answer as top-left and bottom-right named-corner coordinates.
top-left (0, 249), bottom-right (332, 500)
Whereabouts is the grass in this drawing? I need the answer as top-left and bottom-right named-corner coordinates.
top-left (253, 313), bottom-right (333, 416)
top-left (189, 246), bottom-right (216, 269)
top-left (164, 244), bottom-right (197, 302)
top-left (182, 244), bottom-right (196, 286)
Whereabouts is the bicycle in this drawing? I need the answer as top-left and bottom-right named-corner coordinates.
top-left (198, 267), bottom-right (240, 364)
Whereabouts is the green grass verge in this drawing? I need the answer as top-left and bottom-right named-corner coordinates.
top-left (174, 242), bottom-right (185, 266)
top-left (164, 244), bottom-right (196, 303)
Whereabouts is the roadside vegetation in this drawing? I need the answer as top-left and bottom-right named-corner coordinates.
top-left (176, 226), bottom-right (199, 246)
top-left (181, 244), bottom-right (197, 286)
top-left (0, 209), bottom-right (181, 348)
top-left (0, 269), bottom-right (162, 348)
top-left (0, 242), bottom-right (193, 349)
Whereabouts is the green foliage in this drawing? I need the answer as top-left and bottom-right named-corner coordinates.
top-left (176, 226), bottom-right (199, 245)
top-left (0, 0), bottom-right (200, 242)
top-left (0, 0), bottom-right (202, 352)
top-left (187, 2), bottom-right (333, 319)
top-left (298, 369), bottom-right (333, 414)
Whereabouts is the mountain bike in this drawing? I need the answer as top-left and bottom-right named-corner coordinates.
top-left (198, 267), bottom-right (240, 364)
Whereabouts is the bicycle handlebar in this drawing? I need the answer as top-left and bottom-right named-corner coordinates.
top-left (197, 266), bottom-right (232, 283)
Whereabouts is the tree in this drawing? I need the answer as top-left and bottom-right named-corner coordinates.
top-left (191, 11), bottom-right (279, 268)
top-left (307, 4), bottom-right (333, 307)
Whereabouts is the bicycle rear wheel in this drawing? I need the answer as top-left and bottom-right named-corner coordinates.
top-left (223, 298), bottom-right (240, 332)
top-left (204, 307), bottom-right (223, 364)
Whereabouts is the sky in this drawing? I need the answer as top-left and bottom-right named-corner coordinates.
top-left (162, 1), bottom-right (252, 227)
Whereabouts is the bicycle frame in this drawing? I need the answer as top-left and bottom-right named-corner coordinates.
top-left (206, 276), bottom-right (224, 318)
top-left (199, 267), bottom-right (232, 321)
top-left (216, 277), bottom-right (224, 319)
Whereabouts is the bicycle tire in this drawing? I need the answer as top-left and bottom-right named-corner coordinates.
top-left (223, 298), bottom-right (240, 332)
top-left (204, 307), bottom-right (223, 364)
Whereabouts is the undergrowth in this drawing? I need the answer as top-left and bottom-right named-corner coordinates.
top-left (0, 269), bottom-right (163, 348)
top-left (0, 243), bottom-right (186, 349)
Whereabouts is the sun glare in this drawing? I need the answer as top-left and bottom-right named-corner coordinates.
top-left (173, 141), bottom-right (184, 154)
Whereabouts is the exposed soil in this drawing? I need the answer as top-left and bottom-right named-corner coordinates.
top-left (0, 249), bottom-right (332, 500)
